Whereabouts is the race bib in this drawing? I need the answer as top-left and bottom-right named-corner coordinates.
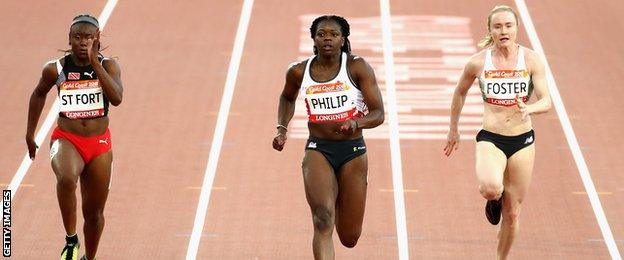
top-left (305, 81), bottom-right (357, 122)
top-left (482, 70), bottom-right (530, 106)
top-left (59, 79), bottom-right (105, 119)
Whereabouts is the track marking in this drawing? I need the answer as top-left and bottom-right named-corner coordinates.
top-left (572, 191), bottom-right (613, 196)
top-left (379, 1), bottom-right (409, 259)
top-left (379, 189), bottom-right (419, 193)
top-left (185, 0), bottom-right (253, 259)
top-left (514, 1), bottom-right (621, 259)
top-left (7, 0), bottom-right (119, 201)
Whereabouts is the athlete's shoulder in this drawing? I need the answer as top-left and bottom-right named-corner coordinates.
top-left (465, 49), bottom-right (487, 74)
top-left (519, 46), bottom-right (541, 63)
top-left (286, 59), bottom-right (306, 77)
top-left (102, 57), bottom-right (121, 73)
top-left (346, 53), bottom-right (373, 73)
top-left (518, 45), bottom-right (543, 71)
top-left (42, 56), bottom-right (64, 77)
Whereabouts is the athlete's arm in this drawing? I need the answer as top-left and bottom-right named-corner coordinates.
top-left (26, 62), bottom-right (57, 159)
top-left (90, 30), bottom-right (123, 106)
top-left (343, 56), bottom-right (384, 134)
top-left (445, 55), bottom-right (480, 156)
top-left (273, 62), bottom-right (304, 151)
top-left (522, 50), bottom-right (551, 117)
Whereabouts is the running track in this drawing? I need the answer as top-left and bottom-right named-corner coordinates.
top-left (1, 0), bottom-right (622, 259)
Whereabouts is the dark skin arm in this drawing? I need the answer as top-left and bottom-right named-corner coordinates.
top-left (89, 29), bottom-right (123, 106)
top-left (272, 62), bottom-right (304, 151)
top-left (339, 56), bottom-right (384, 135)
top-left (26, 62), bottom-right (58, 159)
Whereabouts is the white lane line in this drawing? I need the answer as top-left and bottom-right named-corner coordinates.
top-left (515, 1), bottom-right (621, 259)
top-left (379, 0), bottom-right (409, 259)
top-left (185, 0), bottom-right (253, 259)
top-left (8, 0), bottom-right (119, 201)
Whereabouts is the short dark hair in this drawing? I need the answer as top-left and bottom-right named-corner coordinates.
top-left (309, 15), bottom-right (351, 55)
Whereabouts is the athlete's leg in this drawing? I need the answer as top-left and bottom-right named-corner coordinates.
top-left (302, 150), bottom-right (339, 260)
top-left (497, 144), bottom-right (535, 260)
top-left (80, 150), bottom-right (112, 260)
top-left (50, 139), bottom-right (85, 236)
top-left (475, 142), bottom-right (507, 200)
top-left (334, 154), bottom-right (367, 248)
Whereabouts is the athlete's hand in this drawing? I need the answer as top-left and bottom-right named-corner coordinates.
top-left (272, 132), bottom-right (287, 151)
top-left (26, 137), bottom-right (38, 160)
top-left (88, 29), bottom-right (100, 64)
top-left (339, 119), bottom-right (358, 135)
top-left (444, 129), bottom-right (460, 156)
top-left (516, 95), bottom-right (529, 120)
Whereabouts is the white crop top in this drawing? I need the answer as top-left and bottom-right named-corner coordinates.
top-left (300, 52), bottom-right (368, 123)
top-left (478, 47), bottom-right (533, 106)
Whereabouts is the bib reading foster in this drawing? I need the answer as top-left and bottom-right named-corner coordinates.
top-left (54, 54), bottom-right (109, 119)
top-left (301, 52), bottom-right (368, 123)
top-left (479, 47), bottom-right (533, 106)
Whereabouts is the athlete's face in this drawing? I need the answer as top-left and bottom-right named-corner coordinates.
top-left (69, 23), bottom-right (97, 59)
top-left (488, 11), bottom-right (518, 47)
top-left (313, 20), bottom-right (345, 56)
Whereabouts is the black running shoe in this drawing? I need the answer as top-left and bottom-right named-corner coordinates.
top-left (61, 235), bottom-right (80, 260)
top-left (485, 192), bottom-right (503, 225)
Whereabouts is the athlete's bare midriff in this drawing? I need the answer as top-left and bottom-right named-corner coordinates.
top-left (482, 104), bottom-right (532, 136)
top-left (58, 116), bottom-right (109, 137)
top-left (308, 121), bottom-right (363, 141)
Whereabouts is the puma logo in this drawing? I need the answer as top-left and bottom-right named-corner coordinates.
top-left (84, 71), bottom-right (95, 78)
top-left (524, 136), bottom-right (533, 144)
top-left (307, 142), bottom-right (317, 148)
top-left (99, 138), bottom-right (109, 145)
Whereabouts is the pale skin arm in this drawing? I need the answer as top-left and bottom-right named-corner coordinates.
top-left (444, 58), bottom-right (480, 156)
top-left (516, 51), bottom-right (551, 119)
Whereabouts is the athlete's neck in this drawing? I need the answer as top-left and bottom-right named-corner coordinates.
top-left (315, 52), bottom-right (341, 68)
top-left (70, 52), bottom-right (91, 67)
top-left (493, 44), bottom-right (518, 59)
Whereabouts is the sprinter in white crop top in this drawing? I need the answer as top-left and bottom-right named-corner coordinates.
top-left (272, 15), bottom-right (384, 259)
top-left (444, 5), bottom-right (552, 259)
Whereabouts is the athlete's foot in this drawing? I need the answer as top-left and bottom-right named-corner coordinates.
top-left (485, 191), bottom-right (503, 225)
top-left (61, 234), bottom-right (80, 260)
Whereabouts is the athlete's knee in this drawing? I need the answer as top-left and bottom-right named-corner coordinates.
top-left (502, 206), bottom-right (520, 226)
top-left (311, 206), bottom-right (334, 233)
top-left (83, 208), bottom-right (105, 225)
top-left (479, 183), bottom-right (503, 200)
top-left (56, 174), bottom-right (78, 191)
top-left (338, 231), bottom-right (361, 248)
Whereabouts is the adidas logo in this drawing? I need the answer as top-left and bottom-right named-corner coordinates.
top-left (307, 142), bottom-right (317, 148)
top-left (524, 136), bottom-right (533, 144)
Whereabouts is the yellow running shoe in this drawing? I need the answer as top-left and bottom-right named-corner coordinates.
top-left (60, 235), bottom-right (80, 260)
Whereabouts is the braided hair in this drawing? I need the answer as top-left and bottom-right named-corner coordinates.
top-left (309, 15), bottom-right (351, 55)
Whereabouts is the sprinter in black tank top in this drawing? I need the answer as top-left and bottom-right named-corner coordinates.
top-left (25, 14), bottom-right (123, 260)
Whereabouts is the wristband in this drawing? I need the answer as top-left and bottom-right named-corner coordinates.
top-left (277, 124), bottom-right (288, 131)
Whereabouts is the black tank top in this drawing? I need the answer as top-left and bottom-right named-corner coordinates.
top-left (55, 54), bottom-right (109, 119)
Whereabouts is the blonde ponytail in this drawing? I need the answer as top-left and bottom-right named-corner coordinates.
top-left (478, 34), bottom-right (493, 48)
